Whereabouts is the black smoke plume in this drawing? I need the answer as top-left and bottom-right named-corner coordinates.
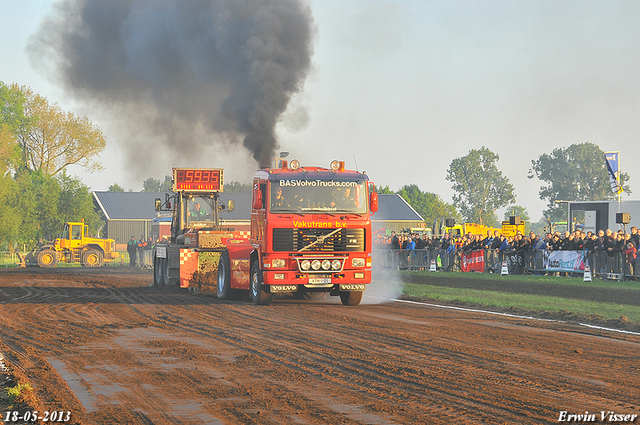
top-left (29, 0), bottom-right (314, 168)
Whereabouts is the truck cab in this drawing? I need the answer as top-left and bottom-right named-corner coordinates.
top-left (239, 160), bottom-right (377, 305)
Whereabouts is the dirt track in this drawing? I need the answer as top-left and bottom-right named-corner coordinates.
top-left (0, 267), bottom-right (639, 424)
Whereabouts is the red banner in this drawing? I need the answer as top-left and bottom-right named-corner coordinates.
top-left (461, 250), bottom-right (485, 272)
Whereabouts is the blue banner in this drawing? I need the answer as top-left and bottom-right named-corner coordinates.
top-left (604, 151), bottom-right (622, 194)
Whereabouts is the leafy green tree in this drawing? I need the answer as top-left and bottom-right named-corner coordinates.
top-left (0, 125), bottom-right (20, 175)
top-left (57, 171), bottom-right (101, 231)
top-left (446, 147), bottom-right (515, 226)
top-left (142, 177), bottom-right (161, 192)
top-left (9, 84), bottom-right (106, 175)
top-left (0, 175), bottom-right (21, 250)
top-left (396, 184), bottom-right (460, 226)
top-left (376, 185), bottom-right (395, 194)
top-left (108, 183), bottom-right (125, 192)
top-left (159, 175), bottom-right (172, 191)
top-left (13, 169), bottom-right (61, 241)
top-left (503, 205), bottom-right (530, 222)
top-left (528, 142), bottom-right (631, 221)
top-left (142, 176), bottom-right (172, 192)
top-left (225, 181), bottom-right (251, 193)
top-left (0, 81), bottom-right (31, 135)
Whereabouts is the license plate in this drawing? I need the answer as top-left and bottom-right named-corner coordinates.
top-left (308, 278), bottom-right (331, 284)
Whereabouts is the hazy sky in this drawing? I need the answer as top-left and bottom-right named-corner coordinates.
top-left (2, 0), bottom-right (639, 221)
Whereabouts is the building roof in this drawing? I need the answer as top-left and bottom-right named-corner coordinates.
top-left (93, 191), bottom-right (252, 221)
top-left (372, 194), bottom-right (423, 222)
top-left (93, 192), bottom-right (422, 222)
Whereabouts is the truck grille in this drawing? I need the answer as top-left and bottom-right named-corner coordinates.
top-left (273, 228), bottom-right (366, 252)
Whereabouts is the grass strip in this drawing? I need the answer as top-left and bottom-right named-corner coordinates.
top-left (401, 270), bottom-right (640, 291)
top-left (403, 283), bottom-right (640, 323)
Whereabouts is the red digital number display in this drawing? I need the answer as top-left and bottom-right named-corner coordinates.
top-left (172, 168), bottom-right (223, 192)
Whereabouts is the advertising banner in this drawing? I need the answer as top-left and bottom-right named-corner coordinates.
top-left (543, 250), bottom-right (586, 272)
top-left (604, 151), bottom-right (622, 194)
top-left (461, 250), bottom-right (485, 272)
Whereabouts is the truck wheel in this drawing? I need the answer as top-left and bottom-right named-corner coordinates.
top-left (36, 250), bottom-right (58, 268)
top-left (154, 256), bottom-right (165, 286)
top-left (163, 260), bottom-right (172, 286)
top-left (250, 261), bottom-right (273, 306)
top-left (340, 291), bottom-right (363, 306)
top-left (217, 252), bottom-right (236, 299)
top-left (82, 250), bottom-right (103, 267)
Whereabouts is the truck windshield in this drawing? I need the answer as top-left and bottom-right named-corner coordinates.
top-left (270, 179), bottom-right (367, 214)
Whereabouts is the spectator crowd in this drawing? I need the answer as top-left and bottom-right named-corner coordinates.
top-left (374, 226), bottom-right (640, 276)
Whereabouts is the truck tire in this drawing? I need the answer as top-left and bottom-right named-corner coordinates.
top-left (217, 252), bottom-right (242, 300)
top-left (163, 260), bottom-right (172, 286)
top-left (153, 255), bottom-right (164, 286)
top-left (36, 250), bottom-right (58, 268)
top-left (82, 250), bottom-right (103, 267)
top-left (340, 291), bottom-right (363, 306)
top-left (250, 261), bottom-right (273, 306)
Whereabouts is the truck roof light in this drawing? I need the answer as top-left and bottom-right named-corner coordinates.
top-left (330, 160), bottom-right (345, 172)
top-left (290, 160), bottom-right (301, 170)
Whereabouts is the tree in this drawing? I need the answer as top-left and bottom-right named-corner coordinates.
top-left (446, 147), bottom-right (515, 226)
top-left (225, 181), bottom-right (251, 193)
top-left (528, 142), bottom-right (631, 221)
top-left (142, 176), bottom-right (171, 192)
top-left (10, 84), bottom-right (106, 175)
top-left (0, 125), bottom-right (19, 175)
top-left (108, 183), bottom-right (125, 192)
top-left (503, 205), bottom-right (530, 222)
top-left (57, 171), bottom-right (101, 231)
top-left (376, 185), bottom-right (395, 195)
top-left (142, 177), bottom-right (161, 192)
top-left (395, 184), bottom-right (460, 226)
top-left (0, 82), bottom-right (29, 174)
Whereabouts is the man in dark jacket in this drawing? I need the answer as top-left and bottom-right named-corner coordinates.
top-left (127, 236), bottom-right (137, 266)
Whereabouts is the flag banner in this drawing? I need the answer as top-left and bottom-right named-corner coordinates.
top-left (543, 250), bottom-right (586, 272)
top-left (604, 151), bottom-right (621, 194)
top-left (461, 250), bottom-right (484, 272)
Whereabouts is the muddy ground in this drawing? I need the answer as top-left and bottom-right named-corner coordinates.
top-left (0, 267), bottom-right (638, 424)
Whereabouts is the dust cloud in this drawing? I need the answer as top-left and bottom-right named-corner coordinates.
top-left (362, 266), bottom-right (404, 305)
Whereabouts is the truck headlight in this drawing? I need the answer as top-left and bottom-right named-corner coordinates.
top-left (352, 258), bottom-right (365, 267)
top-left (321, 259), bottom-right (331, 270)
top-left (300, 259), bottom-right (311, 271)
top-left (272, 259), bottom-right (286, 268)
top-left (311, 259), bottom-right (321, 270)
top-left (332, 259), bottom-right (342, 270)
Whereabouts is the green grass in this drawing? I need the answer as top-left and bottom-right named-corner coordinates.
top-left (401, 270), bottom-right (640, 291)
top-left (402, 283), bottom-right (640, 323)
top-left (383, 270), bottom-right (640, 327)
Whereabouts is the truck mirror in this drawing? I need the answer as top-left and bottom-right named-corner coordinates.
top-left (227, 199), bottom-right (235, 212)
top-left (155, 198), bottom-right (161, 211)
top-left (252, 191), bottom-right (262, 210)
top-left (370, 192), bottom-right (378, 213)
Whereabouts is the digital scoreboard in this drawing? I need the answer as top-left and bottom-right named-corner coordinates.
top-left (172, 168), bottom-right (223, 192)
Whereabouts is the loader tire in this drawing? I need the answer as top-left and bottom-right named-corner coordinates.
top-left (36, 250), bottom-right (58, 268)
top-left (82, 250), bottom-right (103, 267)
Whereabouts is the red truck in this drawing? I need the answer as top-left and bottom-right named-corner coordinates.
top-left (153, 160), bottom-right (377, 306)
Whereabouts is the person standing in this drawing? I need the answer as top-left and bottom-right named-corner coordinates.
top-left (127, 236), bottom-right (137, 267)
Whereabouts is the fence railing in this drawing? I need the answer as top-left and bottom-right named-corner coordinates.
top-left (372, 248), bottom-right (639, 280)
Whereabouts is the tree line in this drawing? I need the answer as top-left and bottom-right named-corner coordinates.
top-left (1, 82), bottom-right (631, 250)
top-left (380, 143), bottom-right (630, 231)
top-left (0, 82), bottom-right (105, 251)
